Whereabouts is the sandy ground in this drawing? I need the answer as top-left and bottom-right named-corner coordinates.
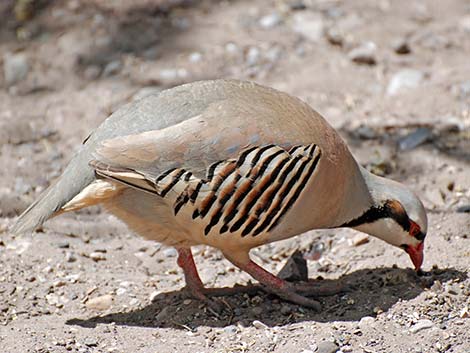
top-left (0, 0), bottom-right (469, 352)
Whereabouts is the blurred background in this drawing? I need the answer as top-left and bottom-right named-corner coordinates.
top-left (0, 1), bottom-right (469, 352)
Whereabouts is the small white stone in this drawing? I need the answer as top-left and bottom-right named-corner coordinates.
top-left (409, 319), bottom-right (434, 333)
top-left (189, 52), bottom-right (202, 63)
top-left (86, 294), bottom-right (113, 311)
top-left (252, 320), bottom-right (268, 329)
top-left (223, 325), bottom-right (238, 334)
top-left (149, 290), bottom-right (162, 302)
top-left (163, 248), bottom-right (177, 257)
top-left (387, 69), bottom-right (424, 96)
top-left (259, 12), bottom-right (282, 29)
top-left (89, 252), bottom-right (106, 261)
top-left (292, 13), bottom-right (324, 42)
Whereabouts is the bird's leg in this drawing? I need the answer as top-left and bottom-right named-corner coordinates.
top-left (176, 247), bottom-right (226, 313)
top-left (224, 252), bottom-right (321, 311)
top-left (176, 247), bottom-right (207, 300)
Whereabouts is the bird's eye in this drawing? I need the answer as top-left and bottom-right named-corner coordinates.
top-left (409, 221), bottom-right (421, 237)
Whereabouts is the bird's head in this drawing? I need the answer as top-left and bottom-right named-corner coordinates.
top-left (343, 174), bottom-right (427, 272)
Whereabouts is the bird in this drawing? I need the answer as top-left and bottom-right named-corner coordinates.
top-left (11, 79), bottom-right (427, 310)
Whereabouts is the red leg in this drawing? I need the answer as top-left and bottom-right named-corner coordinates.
top-left (224, 254), bottom-right (321, 310)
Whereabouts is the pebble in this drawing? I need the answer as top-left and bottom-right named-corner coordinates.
top-left (158, 68), bottom-right (188, 82)
top-left (149, 290), bottom-right (161, 302)
top-left (359, 316), bottom-right (375, 328)
top-left (392, 38), bottom-right (411, 54)
top-left (246, 47), bottom-right (261, 66)
top-left (57, 241), bottom-right (70, 249)
top-left (280, 305), bottom-right (292, 316)
top-left (252, 320), bottom-right (268, 329)
top-left (325, 27), bottom-right (344, 46)
top-left (252, 307), bottom-right (263, 316)
top-left (223, 325), bottom-right (238, 335)
top-left (155, 306), bottom-right (172, 322)
top-left (259, 12), bottom-right (282, 29)
top-left (102, 60), bottom-right (121, 76)
top-left (116, 287), bottom-right (127, 296)
top-left (3, 53), bottom-right (30, 86)
top-left (189, 52), bottom-right (202, 63)
top-left (409, 319), bottom-right (434, 333)
top-left (386, 69), bottom-right (424, 96)
top-left (316, 341), bottom-right (339, 353)
top-left (292, 13), bottom-right (324, 42)
top-left (278, 249), bottom-right (308, 282)
top-left (397, 127), bottom-right (433, 151)
top-left (86, 294), bottom-right (113, 311)
top-left (351, 233), bottom-right (369, 246)
top-left (65, 251), bottom-right (77, 263)
top-left (347, 42), bottom-right (377, 65)
top-left (84, 337), bottom-right (98, 347)
top-left (129, 298), bottom-right (140, 306)
top-left (459, 307), bottom-right (469, 318)
top-left (163, 248), bottom-right (177, 257)
top-left (89, 252), bottom-right (106, 261)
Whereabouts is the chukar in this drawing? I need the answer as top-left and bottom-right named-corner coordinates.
top-left (11, 80), bottom-right (427, 310)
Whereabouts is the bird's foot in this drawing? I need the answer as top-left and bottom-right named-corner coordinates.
top-left (291, 279), bottom-right (347, 297)
top-left (182, 285), bottom-right (226, 315)
top-left (267, 284), bottom-right (322, 310)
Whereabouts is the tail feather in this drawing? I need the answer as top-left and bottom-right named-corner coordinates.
top-left (10, 154), bottom-right (95, 235)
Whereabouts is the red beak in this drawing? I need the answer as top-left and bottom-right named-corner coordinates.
top-left (406, 242), bottom-right (424, 271)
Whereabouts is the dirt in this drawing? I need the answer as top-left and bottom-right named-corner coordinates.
top-left (0, 0), bottom-right (469, 352)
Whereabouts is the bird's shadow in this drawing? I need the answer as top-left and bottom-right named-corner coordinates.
top-left (67, 266), bottom-right (466, 329)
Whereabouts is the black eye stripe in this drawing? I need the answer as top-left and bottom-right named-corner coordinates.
top-left (340, 199), bottom-right (425, 241)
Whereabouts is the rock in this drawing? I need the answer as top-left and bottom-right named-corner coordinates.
top-left (392, 38), bottom-right (411, 54)
top-left (223, 325), bottom-right (238, 334)
top-left (347, 42), bottom-right (377, 65)
top-left (280, 305), bottom-right (291, 316)
top-left (84, 337), bottom-right (98, 347)
top-left (158, 68), bottom-right (188, 83)
top-left (292, 13), bottom-right (324, 42)
top-left (89, 252), bottom-right (106, 261)
top-left (460, 307), bottom-right (469, 318)
top-left (56, 241), bottom-right (70, 249)
top-left (259, 12), bottom-right (282, 29)
top-left (65, 251), bottom-right (77, 263)
top-left (163, 247), bottom-right (177, 257)
top-left (278, 250), bottom-right (308, 282)
top-left (3, 53), bottom-right (30, 86)
top-left (325, 27), bottom-right (344, 46)
top-left (386, 69), bottom-right (424, 96)
top-left (149, 290), bottom-right (162, 302)
top-left (354, 125), bottom-right (377, 140)
top-left (252, 320), bottom-right (268, 329)
top-left (317, 341), bottom-right (339, 353)
top-left (86, 294), bottom-right (113, 311)
top-left (351, 233), bottom-right (369, 247)
top-left (409, 319), bottom-right (434, 333)
top-left (358, 316), bottom-right (375, 328)
top-left (453, 81), bottom-right (470, 100)
top-left (102, 60), bottom-right (121, 76)
top-left (155, 307), bottom-right (172, 322)
top-left (397, 127), bottom-right (433, 150)
top-left (456, 205), bottom-right (470, 213)
top-left (252, 307), bottom-right (263, 316)
top-left (189, 52), bottom-right (202, 63)
top-left (246, 47), bottom-right (261, 66)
